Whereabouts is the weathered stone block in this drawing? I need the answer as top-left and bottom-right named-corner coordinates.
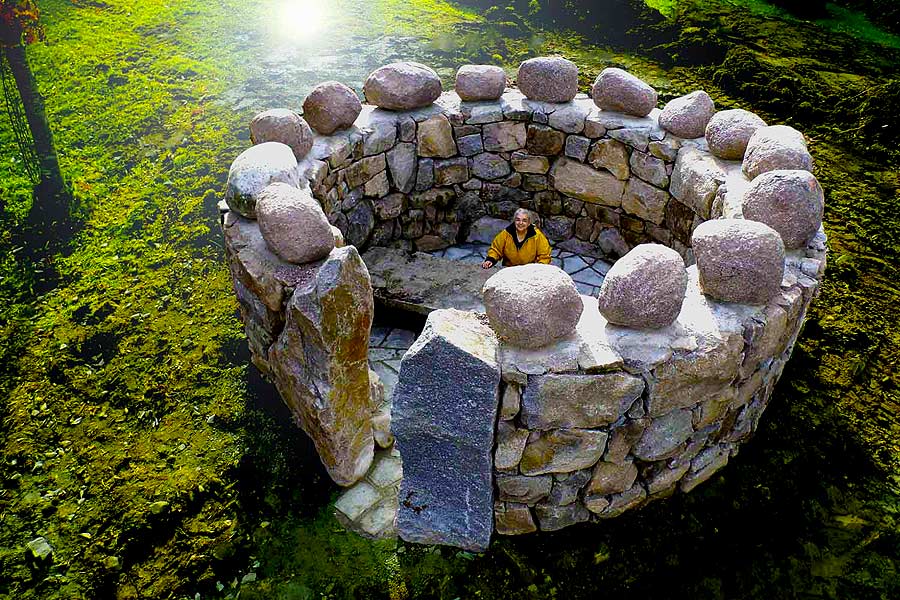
top-left (494, 502), bottom-right (537, 535)
top-left (622, 178), bottom-right (669, 226)
top-left (632, 409), bottom-right (693, 461)
top-left (669, 146), bottom-right (727, 220)
top-left (549, 157), bottom-right (625, 207)
top-left (393, 309), bottom-right (500, 552)
top-left (268, 246), bottom-right (375, 486)
top-left (526, 124), bottom-right (565, 155)
top-left (521, 373), bottom-right (644, 429)
top-left (534, 502), bottom-right (590, 531)
top-left (585, 460), bottom-right (638, 496)
top-left (483, 121), bottom-right (527, 152)
top-left (520, 429), bottom-right (609, 475)
top-left (587, 139), bottom-right (630, 180)
top-left (417, 114), bottom-right (457, 158)
top-left (387, 142), bottom-right (417, 193)
top-left (497, 473), bottom-right (552, 504)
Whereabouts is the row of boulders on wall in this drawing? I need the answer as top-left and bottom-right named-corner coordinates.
top-left (481, 214), bottom-right (810, 344)
top-left (225, 55), bottom-right (822, 272)
top-left (220, 55), bottom-right (827, 498)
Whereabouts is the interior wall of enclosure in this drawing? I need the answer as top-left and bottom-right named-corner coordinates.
top-left (302, 91), bottom-right (703, 261)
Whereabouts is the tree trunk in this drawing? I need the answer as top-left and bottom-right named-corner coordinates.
top-left (2, 41), bottom-right (71, 240)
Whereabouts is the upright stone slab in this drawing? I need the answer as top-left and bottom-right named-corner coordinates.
top-left (268, 246), bottom-right (375, 486)
top-left (393, 309), bottom-right (501, 552)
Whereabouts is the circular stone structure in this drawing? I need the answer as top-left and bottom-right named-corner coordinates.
top-left (658, 90), bottom-right (715, 139)
top-left (705, 108), bottom-right (767, 160)
top-left (455, 65), bottom-right (506, 101)
top-left (363, 62), bottom-right (442, 110)
top-left (591, 67), bottom-right (658, 117)
top-left (692, 218), bottom-right (786, 305)
top-left (742, 124), bottom-right (813, 179)
top-left (224, 141), bottom-right (299, 219)
top-left (220, 58), bottom-right (827, 548)
top-left (741, 169), bottom-right (824, 249)
top-left (517, 56), bottom-right (579, 103)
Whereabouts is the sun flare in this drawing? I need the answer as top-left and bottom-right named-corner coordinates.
top-left (273, 0), bottom-right (330, 40)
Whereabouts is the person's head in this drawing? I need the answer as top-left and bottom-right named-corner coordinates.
top-left (513, 208), bottom-right (532, 233)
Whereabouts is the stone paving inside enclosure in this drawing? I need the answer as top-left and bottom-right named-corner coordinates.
top-left (425, 242), bottom-right (614, 297)
top-left (368, 325), bottom-right (417, 403)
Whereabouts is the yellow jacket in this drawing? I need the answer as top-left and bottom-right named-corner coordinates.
top-left (486, 224), bottom-right (552, 267)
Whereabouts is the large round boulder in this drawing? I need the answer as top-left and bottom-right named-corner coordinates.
top-left (517, 57), bottom-right (579, 103)
top-left (597, 244), bottom-right (687, 329)
top-left (456, 64), bottom-right (506, 101)
top-left (302, 81), bottom-right (362, 135)
top-left (658, 90), bottom-right (715, 139)
top-left (363, 62), bottom-right (442, 111)
top-left (742, 125), bottom-right (813, 180)
top-left (692, 218), bottom-right (785, 305)
top-left (249, 109), bottom-right (313, 161)
top-left (704, 109), bottom-right (767, 160)
top-left (224, 142), bottom-right (299, 219)
top-left (482, 264), bottom-right (583, 349)
top-left (591, 68), bottom-right (657, 117)
top-left (741, 169), bottom-right (824, 249)
top-left (256, 182), bottom-right (335, 264)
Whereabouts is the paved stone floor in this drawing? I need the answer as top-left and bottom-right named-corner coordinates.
top-left (337, 243), bottom-right (614, 538)
top-left (426, 242), bottom-right (613, 296)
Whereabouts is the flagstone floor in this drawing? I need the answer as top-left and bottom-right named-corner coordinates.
top-left (426, 242), bottom-right (613, 297)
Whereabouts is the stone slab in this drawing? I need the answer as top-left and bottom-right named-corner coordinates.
top-left (393, 309), bottom-right (500, 552)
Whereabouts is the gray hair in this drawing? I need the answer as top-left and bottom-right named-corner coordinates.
top-left (512, 208), bottom-right (532, 223)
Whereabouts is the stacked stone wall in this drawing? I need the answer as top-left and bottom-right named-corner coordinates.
top-left (489, 245), bottom-right (824, 533)
top-left (221, 58), bottom-right (828, 546)
top-left (302, 91), bottom-right (709, 260)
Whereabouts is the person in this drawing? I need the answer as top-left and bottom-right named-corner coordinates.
top-left (481, 208), bottom-right (552, 269)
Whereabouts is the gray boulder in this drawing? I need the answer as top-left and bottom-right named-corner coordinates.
top-left (741, 169), bottom-right (824, 249)
top-left (249, 108), bottom-right (314, 160)
top-left (517, 57), bottom-right (579, 103)
top-left (597, 244), bottom-right (687, 329)
top-left (225, 142), bottom-right (299, 219)
top-left (268, 246), bottom-right (375, 486)
top-left (456, 65), bottom-right (507, 101)
top-left (256, 183), bottom-right (335, 264)
top-left (591, 68), bottom-right (657, 117)
top-left (482, 264), bottom-right (584, 349)
top-left (705, 109), bottom-right (767, 160)
top-left (692, 218), bottom-right (785, 305)
top-left (658, 90), bottom-right (715, 139)
top-left (742, 125), bottom-right (813, 180)
top-left (363, 62), bottom-right (442, 110)
top-left (302, 81), bottom-right (362, 135)
top-left (393, 309), bottom-right (500, 552)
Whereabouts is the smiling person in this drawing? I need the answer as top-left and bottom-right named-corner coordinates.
top-left (481, 208), bottom-right (552, 269)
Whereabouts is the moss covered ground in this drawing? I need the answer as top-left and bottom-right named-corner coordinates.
top-left (0, 0), bottom-right (898, 598)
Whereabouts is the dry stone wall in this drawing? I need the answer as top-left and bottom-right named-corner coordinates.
top-left (301, 88), bottom-right (715, 260)
top-left (220, 57), bottom-right (828, 549)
